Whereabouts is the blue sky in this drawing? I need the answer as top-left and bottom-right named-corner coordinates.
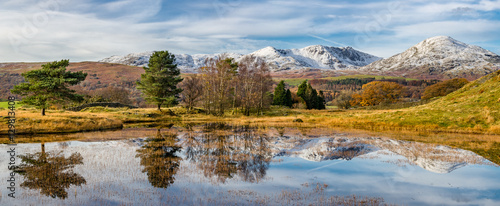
top-left (1, 0), bottom-right (500, 62)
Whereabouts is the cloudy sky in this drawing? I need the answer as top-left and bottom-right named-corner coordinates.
top-left (1, 0), bottom-right (500, 62)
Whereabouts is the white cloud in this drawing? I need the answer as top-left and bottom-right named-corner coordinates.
top-left (393, 20), bottom-right (500, 41)
top-left (0, 0), bottom-right (499, 62)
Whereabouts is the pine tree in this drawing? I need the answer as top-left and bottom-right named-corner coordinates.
top-left (296, 80), bottom-right (325, 110)
top-left (317, 90), bottom-right (326, 109)
top-left (285, 89), bottom-right (293, 108)
top-left (11, 60), bottom-right (87, 116)
top-left (297, 80), bottom-right (308, 100)
top-left (137, 51), bottom-right (183, 111)
top-left (272, 80), bottom-right (286, 106)
top-left (307, 84), bottom-right (318, 109)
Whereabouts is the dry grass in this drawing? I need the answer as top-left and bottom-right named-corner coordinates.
top-left (0, 108), bottom-right (122, 135)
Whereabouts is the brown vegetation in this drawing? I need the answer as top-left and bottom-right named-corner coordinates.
top-left (350, 81), bottom-right (404, 106)
top-left (421, 78), bottom-right (469, 99)
top-left (199, 55), bottom-right (273, 116)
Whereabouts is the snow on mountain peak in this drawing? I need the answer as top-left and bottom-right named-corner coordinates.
top-left (251, 46), bottom-right (282, 59)
top-left (99, 45), bottom-right (381, 72)
top-left (361, 36), bottom-right (500, 77)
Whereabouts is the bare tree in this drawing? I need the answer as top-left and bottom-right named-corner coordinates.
top-left (237, 56), bottom-right (273, 116)
top-left (179, 75), bottom-right (203, 111)
top-left (199, 54), bottom-right (237, 116)
top-left (95, 86), bottom-right (133, 105)
top-left (198, 55), bottom-right (272, 116)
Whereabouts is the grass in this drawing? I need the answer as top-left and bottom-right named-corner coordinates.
top-left (0, 101), bottom-right (23, 109)
top-left (0, 108), bottom-right (123, 135)
top-left (352, 70), bottom-right (500, 133)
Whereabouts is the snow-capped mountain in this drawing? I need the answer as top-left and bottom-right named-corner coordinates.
top-left (99, 51), bottom-right (154, 67)
top-left (249, 45), bottom-right (381, 71)
top-left (99, 52), bottom-right (242, 73)
top-left (99, 45), bottom-right (381, 72)
top-left (361, 36), bottom-right (500, 77)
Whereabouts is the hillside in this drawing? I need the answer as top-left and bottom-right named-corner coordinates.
top-left (0, 62), bottom-right (143, 102)
top-left (361, 36), bottom-right (500, 80)
top-left (335, 70), bottom-right (500, 134)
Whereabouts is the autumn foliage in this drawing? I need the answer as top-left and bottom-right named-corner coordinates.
top-left (421, 78), bottom-right (469, 100)
top-left (350, 81), bottom-right (404, 106)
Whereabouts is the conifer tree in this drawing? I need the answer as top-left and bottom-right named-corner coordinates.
top-left (11, 60), bottom-right (87, 116)
top-left (137, 51), bottom-right (183, 111)
top-left (296, 80), bottom-right (325, 110)
top-left (285, 89), bottom-right (293, 108)
top-left (272, 80), bottom-right (286, 106)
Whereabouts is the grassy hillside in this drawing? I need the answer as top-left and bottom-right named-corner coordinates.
top-left (368, 70), bottom-right (500, 132)
top-left (318, 71), bottom-right (500, 133)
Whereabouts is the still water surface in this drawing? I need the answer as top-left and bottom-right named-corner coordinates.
top-left (1, 123), bottom-right (499, 205)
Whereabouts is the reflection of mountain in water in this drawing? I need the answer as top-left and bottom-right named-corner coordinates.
top-left (135, 124), bottom-right (492, 184)
top-left (269, 134), bottom-right (489, 174)
top-left (372, 140), bottom-right (487, 174)
top-left (273, 137), bottom-right (376, 161)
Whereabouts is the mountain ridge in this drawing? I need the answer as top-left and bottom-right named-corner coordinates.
top-left (360, 36), bottom-right (500, 79)
top-left (99, 36), bottom-right (500, 79)
top-left (99, 45), bottom-right (381, 72)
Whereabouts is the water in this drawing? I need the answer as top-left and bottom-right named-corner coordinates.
top-left (1, 123), bottom-right (499, 205)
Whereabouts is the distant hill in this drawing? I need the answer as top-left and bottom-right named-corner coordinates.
top-left (0, 62), bottom-right (143, 103)
top-left (361, 36), bottom-right (500, 79)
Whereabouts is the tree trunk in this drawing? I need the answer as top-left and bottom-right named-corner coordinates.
top-left (157, 104), bottom-right (162, 112)
top-left (42, 108), bottom-right (45, 116)
top-left (40, 142), bottom-right (47, 163)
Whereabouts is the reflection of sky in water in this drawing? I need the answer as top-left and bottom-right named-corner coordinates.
top-left (269, 155), bottom-right (500, 205)
top-left (0, 136), bottom-right (499, 206)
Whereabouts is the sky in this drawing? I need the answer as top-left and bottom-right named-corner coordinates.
top-left (1, 0), bottom-right (500, 62)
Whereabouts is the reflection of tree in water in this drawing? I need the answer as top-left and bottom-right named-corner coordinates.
top-left (13, 143), bottom-right (86, 199)
top-left (235, 125), bottom-right (271, 183)
top-left (186, 123), bottom-right (272, 183)
top-left (136, 129), bottom-right (182, 188)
